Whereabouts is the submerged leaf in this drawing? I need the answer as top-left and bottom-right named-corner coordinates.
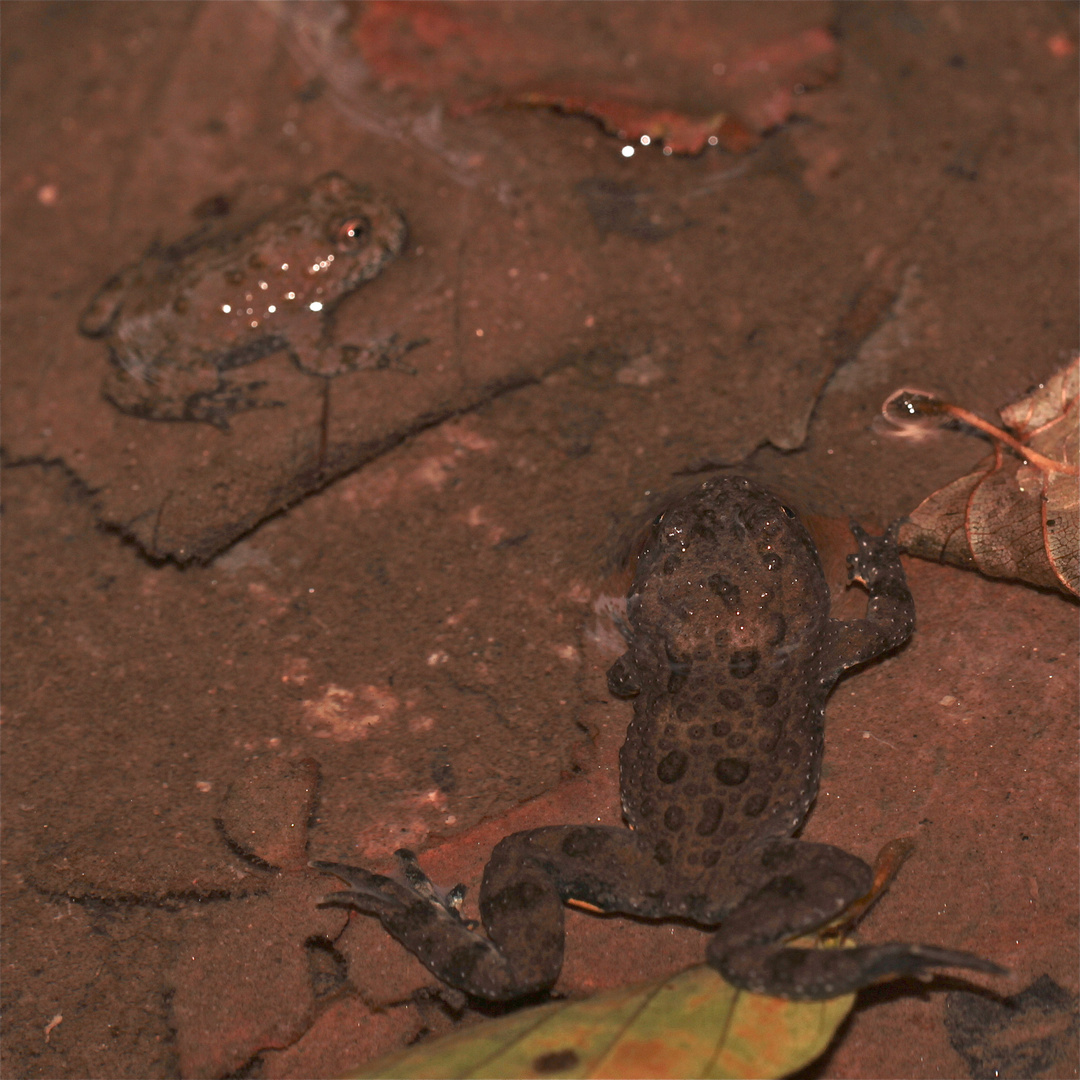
top-left (350, 3), bottom-right (839, 154)
top-left (343, 963), bottom-right (853, 1080)
top-left (886, 357), bottom-right (1078, 597)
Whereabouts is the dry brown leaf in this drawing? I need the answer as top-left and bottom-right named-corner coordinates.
top-left (885, 357), bottom-right (1078, 597)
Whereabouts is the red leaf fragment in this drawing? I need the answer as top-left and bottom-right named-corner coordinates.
top-left (352, 2), bottom-right (840, 154)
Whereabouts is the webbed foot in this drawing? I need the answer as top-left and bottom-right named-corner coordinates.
top-left (311, 850), bottom-right (548, 1001)
top-left (312, 850), bottom-right (470, 925)
top-left (846, 518), bottom-right (905, 590)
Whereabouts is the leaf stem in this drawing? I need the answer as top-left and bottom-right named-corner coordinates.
top-left (882, 388), bottom-right (1079, 476)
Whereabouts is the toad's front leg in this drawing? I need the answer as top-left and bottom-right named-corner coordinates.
top-left (820, 521), bottom-right (917, 678)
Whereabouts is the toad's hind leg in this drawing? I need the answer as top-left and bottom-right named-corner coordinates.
top-left (707, 840), bottom-right (1004, 999)
top-left (315, 825), bottom-right (658, 1002)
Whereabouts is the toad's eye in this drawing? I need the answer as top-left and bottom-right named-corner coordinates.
top-left (333, 216), bottom-right (370, 248)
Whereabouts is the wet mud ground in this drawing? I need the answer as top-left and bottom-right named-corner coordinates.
top-left (2, 3), bottom-right (1078, 1078)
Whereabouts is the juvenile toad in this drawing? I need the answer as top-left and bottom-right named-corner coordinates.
top-left (316, 477), bottom-right (1001, 1000)
top-left (79, 173), bottom-right (407, 428)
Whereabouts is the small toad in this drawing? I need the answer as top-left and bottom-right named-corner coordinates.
top-left (79, 173), bottom-right (408, 428)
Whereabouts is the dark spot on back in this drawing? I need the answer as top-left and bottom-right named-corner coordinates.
top-left (707, 574), bottom-right (740, 611)
top-left (696, 798), bottom-right (724, 836)
top-left (757, 718), bottom-right (782, 752)
top-left (715, 758), bottom-right (750, 785)
top-left (768, 613), bottom-right (787, 647)
top-left (755, 686), bottom-right (778, 707)
top-left (675, 700), bottom-right (698, 721)
top-left (663, 554), bottom-right (681, 575)
top-left (702, 848), bottom-right (721, 867)
top-left (711, 720), bottom-right (731, 737)
top-left (717, 689), bottom-right (742, 711)
top-left (743, 793), bottom-right (769, 817)
top-left (666, 646), bottom-right (691, 693)
top-left (656, 750), bottom-right (688, 784)
top-left (663, 805), bottom-right (685, 831)
top-left (730, 649), bottom-right (759, 679)
top-left (653, 839), bottom-right (673, 865)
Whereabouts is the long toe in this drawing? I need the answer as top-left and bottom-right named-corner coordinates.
top-left (866, 943), bottom-right (1008, 980)
top-left (711, 940), bottom-right (1006, 1000)
top-left (310, 859), bottom-right (395, 892)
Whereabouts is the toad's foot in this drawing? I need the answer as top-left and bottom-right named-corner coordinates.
top-left (103, 365), bottom-right (284, 430)
top-left (312, 850), bottom-right (560, 1001)
top-left (712, 939), bottom-right (1007, 1001)
top-left (313, 851), bottom-right (468, 924)
top-left (846, 518), bottom-right (905, 590)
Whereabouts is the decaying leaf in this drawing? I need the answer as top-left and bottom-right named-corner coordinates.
top-left (886, 357), bottom-right (1079, 597)
top-left (351, 2), bottom-right (839, 154)
top-left (343, 962), bottom-right (854, 1080)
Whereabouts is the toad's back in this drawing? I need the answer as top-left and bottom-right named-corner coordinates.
top-left (618, 477), bottom-right (833, 880)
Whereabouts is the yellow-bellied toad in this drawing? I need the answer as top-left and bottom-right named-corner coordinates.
top-left (315, 477), bottom-right (1002, 999)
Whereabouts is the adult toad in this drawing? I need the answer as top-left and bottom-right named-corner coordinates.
top-left (79, 173), bottom-right (409, 428)
top-left (315, 477), bottom-right (1002, 999)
